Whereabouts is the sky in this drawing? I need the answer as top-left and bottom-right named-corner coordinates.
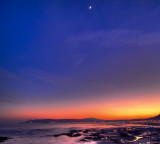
top-left (1, 0), bottom-right (160, 122)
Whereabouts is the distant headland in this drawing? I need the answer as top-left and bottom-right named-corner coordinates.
top-left (24, 114), bottom-right (160, 126)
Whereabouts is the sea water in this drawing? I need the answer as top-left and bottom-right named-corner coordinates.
top-left (0, 123), bottom-right (152, 144)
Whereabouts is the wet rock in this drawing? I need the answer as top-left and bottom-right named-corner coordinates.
top-left (0, 137), bottom-right (10, 143)
top-left (120, 132), bottom-right (135, 141)
top-left (83, 129), bottom-right (91, 133)
top-left (108, 138), bottom-right (120, 143)
top-left (66, 132), bottom-right (81, 137)
top-left (80, 134), bottom-right (106, 142)
top-left (90, 133), bottom-right (101, 136)
top-left (100, 129), bottom-right (108, 134)
top-left (80, 136), bottom-right (97, 142)
top-left (80, 137), bottom-right (91, 142)
top-left (92, 135), bottom-right (106, 141)
top-left (54, 126), bottom-right (160, 143)
top-left (54, 132), bottom-right (81, 137)
top-left (120, 132), bottom-right (131, 137)
top-left (128, 130), bottom-right (142, 136)
top-left (53, 134), bottom-right (63, 137)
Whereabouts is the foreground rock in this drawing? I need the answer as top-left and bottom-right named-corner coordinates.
top-left (0, 137), bottom-right (10, 143)
top-left (54, 130), bottom-right (82, 137)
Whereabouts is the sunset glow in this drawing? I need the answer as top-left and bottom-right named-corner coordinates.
top-left (1, 91), bottom-right (160, 121)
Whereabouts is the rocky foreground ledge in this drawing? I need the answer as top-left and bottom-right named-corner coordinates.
top-left (0, 137), bottom-right (10, 143)
top-left (53, 126), bottom-right (160, 143)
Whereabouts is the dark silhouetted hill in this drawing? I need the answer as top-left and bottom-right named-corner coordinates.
top-left (24, 118), bottom-right (105, 124)
top-left (146, 114), bottom-right (160, 120)
top-left (24, 114), bottom-right (160, 124)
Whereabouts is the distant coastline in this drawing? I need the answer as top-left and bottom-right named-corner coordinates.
top-left (24, 114), bottom-right (160, 126)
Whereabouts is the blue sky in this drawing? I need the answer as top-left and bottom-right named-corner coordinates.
top-left (1, 0), bottom-right (160, 121)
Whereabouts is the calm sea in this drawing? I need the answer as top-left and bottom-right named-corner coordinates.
top-left (0, 123), bottom-right (148, 144)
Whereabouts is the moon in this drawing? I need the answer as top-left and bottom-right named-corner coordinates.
top-left (89, 5), bottom-right (92, 10)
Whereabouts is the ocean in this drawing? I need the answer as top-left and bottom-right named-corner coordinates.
top-left (0, 123), bottom-right (159, 144)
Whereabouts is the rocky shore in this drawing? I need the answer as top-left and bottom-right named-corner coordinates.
top-left (0, 137), bottom-right (10, 143)
top-left (54, 126), bottom-right (160, 143)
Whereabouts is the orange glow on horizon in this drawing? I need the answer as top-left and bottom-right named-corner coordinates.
top-left (1, 91), bottom-right (160, 121)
